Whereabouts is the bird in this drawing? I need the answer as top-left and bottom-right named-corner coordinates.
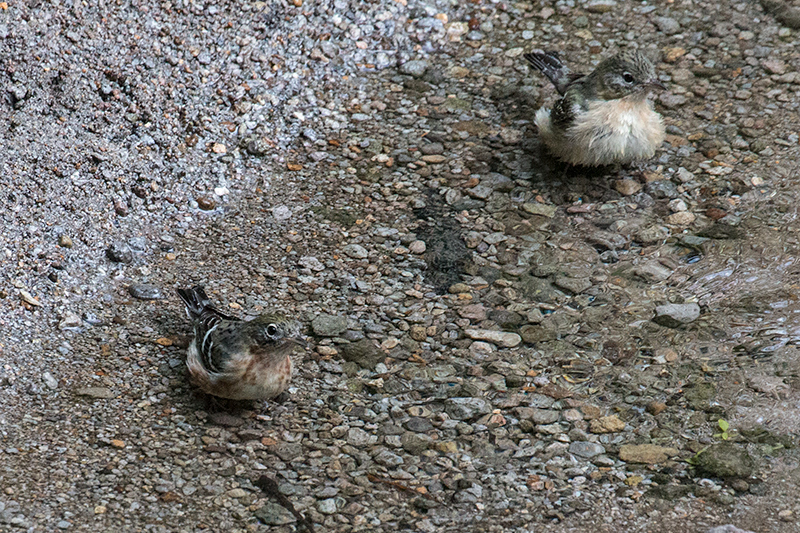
top-left (176, 285), bottom-right (306, 401)
top-left (524, 49), bottom-right (667, 167)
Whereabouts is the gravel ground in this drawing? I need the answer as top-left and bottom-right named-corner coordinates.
top-left (2, 0), bottom-right (800, 531)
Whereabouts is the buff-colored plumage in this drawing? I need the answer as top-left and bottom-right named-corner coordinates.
top-left (177, 286), bottom-right (306, 400)
top-left (526, 50), bottom-right (666, 166)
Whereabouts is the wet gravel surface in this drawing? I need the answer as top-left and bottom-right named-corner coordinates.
top-left (2, 0), bottom-right (800, 531)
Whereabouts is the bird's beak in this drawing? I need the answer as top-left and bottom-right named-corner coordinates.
top-left (290, 336), bottom-right (310, 349)
top-left (647, 79), bottom-right (667, 91)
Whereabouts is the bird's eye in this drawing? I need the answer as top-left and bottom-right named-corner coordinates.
top-left (266, 324), bottom-right (279, 337)
top-left (622, 72), bottom-right (634, 83)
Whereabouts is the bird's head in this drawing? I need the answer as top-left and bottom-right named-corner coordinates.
top-left (594, 51), bottom-right (665, 100)
top-left (251, 314), bottom-right (307, 349)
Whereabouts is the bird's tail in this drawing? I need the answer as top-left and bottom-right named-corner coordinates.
top-left (524, 50), bottom-right (571, 96)
top-left (176, 285), bottom-right (211, 319)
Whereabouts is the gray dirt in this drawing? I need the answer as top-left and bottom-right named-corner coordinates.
top-left (2, 0), bottom-right (800, 532)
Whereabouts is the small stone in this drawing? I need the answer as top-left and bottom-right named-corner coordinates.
top-left (339, 339), bottom-right (384, 370)
top-left (75, 387), bottom-right (116, 399)
top-left (635, 225), bottom-right (669, 245)
top-left (343, 243), bottom-right (369, 259)
top-left (110, 439), bottom-right (125, 448)
top-left (653, 16), bottom-right (680, 34)
top-left (589, 415), bottom-right (625, 433)
top-left (633, 261), bottom-right (672, 282)
top-left (421, 154), bottom-right (446, 164)
top-left (209, 412), bottom-right (244, 427)
top-left (42, 372), bottom-right (58, 390)
top-left (400, 60), bottom-right (429, 77)
top-left (346, 427), bottom-right (373, 447)
top-left (58, 235), bottom-right (73, 248)
top-left (653, 303), bottom-right (700, 328)
top-left (778, 510), bottom-right (794, 522)
top-left (585, 0), bottom-right (616, 13)
top-left (272, 205), bottom-right (292, 221)
top-left (663, 47), bottom-right (687, 63)
top-left (464, 329), bottom-right (521, 348)
top-left (317, 498), bottom-right (338, 515)
top-left (569, 441), bottom-right (606, 458)
top-left (299, 256), bottom-right (326, 271)
top-left (128, 284), bottom-right (163, 300)
top-left (255, 502), bottom-right (295, 525)
top-left (522, 202), bottom-right (556, 217)
top-left (445, 397), bottom-right (492, 420)
top-left (58, 312), bottom-right (83, 329)
top-left (449, 283), bottom-right (471, 294)
top-left (94, 506), bottom-right (106, 515)
top-left (223, 488), bottom-right (245, 499)
top-left (408, 240), bottom-right (426, 254)
top-left (553, 276), bottom-right (592, 294)
top-left (409, 325), bottom-right (427, 341)
top-left (705, 526), bottom-right (755, 533)
top-left (458, 304), bottom-right (487, 321)
top-left (619, 444), bottom-right (679, 464)
top-left (646, 401), bottom-right (667, 415)
top-left (694, 442), bottom-right (755, 478)
top-left (420, 142), bottom-right (444, 155)
top-left (666, 212), bottom-right (696, 225)
top-left (106, 241), bottom-right (133, 263)
top-left (674, 167), bottom-right (694, 183)
top-left (311, 314), bottom-right (348, 337)
top-left (374, 449), bottom-right (404, 467)
top-left (625, 475), bottom-right (644, 487)
top-left (761, 59), bottom-right (786, 75)
top-left (615, 179), bottom-right (642, 196)
top-left (196, 196), bottom-right (216, 210)
top-left (401, 432), bottom-right (431, 454)
top-left (668, 198), bottom-right (687, 212)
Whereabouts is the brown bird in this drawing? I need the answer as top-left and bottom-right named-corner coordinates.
top-left (176, 285), bottom-right (306, 400)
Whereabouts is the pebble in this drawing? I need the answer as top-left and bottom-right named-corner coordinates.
top-left (311, 314), bottom-right (348, 337)
top-left (585, 0), bottom-right (616, 13)
top-left (666, 212), bottom-right (696, 225)
top-left (464, 329), bottom-right (522, 347)
top-left (317, 498), bottom-right (338, 515)
top-left (339, 339), bottom-right (383, 370)
top-left (106, 241), bottom-right (133, 263)
top-left (272, 205), bottom-right (292, 221)
top-left (589, 415), bottom-right (625, 433)
top-left (74, 387), bottom-right (116, 399)
top-left (42, 372), bottom-right (58, 390)
top-left (343, 244), bottom-right (369, 259)
top-left (615, 179), bottom-right (642, 196)
top-left (653, 16), bottom-right (681, 34)
top-left (569, 441), bottom-right (606, 459)
top-left (522, 202), bottom-right (556, 218)
top-left (408, 240), bottom-right (426, 254)
top-left (58, 235), bottom-right (73, 248)
top-left (653, 303), bottom-right (701, 327)
top-left (128, 284), bottom-right (164, 300)
top-left (400, 60), bottom-right (429, 77)
top-left (58, 312), bottom-right (83, 330)
top-left (445, 397), bottom-right (492, 420)
top-left (619, 444), bottom-right (678, 464)
top-left (374, 449), bottom-right (404, 467)
top-left (196, 196), bottom-right (216, 210)
top-left (254, 502), bottom-right (295, 526)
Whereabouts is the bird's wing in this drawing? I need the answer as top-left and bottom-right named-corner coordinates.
top-left (550, 79), bottom-right (594, 129)
top-left (195, 318), bottom-right (247, 375)
top-left (524, 50), bottom-right (582, 96)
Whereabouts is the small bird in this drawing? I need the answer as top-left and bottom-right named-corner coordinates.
top-left (524, 49), bottom-right (667, 166)
top-left (176, 285), bottom-right (306, 401)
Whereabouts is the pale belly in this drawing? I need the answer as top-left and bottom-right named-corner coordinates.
top-left (536, 98), bottom-right (666, 166)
